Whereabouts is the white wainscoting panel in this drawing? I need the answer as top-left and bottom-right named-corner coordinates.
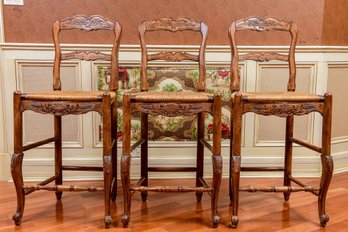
top-left (0, 44), bottom-right (348, 181)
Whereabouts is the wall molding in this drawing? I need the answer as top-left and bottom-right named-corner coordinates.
top-left (2, 43), bottom-right (348, 53)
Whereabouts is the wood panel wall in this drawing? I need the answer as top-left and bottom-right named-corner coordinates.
top-left (3, 0), bottom-right (348, 45)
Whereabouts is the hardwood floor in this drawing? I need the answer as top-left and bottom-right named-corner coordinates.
top-left (1, 173), bottom-right (347, 231)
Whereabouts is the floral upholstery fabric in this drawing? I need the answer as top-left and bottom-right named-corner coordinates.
top-left (98, 66), bottom-right (231, 141)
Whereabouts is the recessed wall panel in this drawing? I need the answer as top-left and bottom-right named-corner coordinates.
top-left (256, 64), bottom-right (313, 145)
top-left (19, 63), bottom-right (81, 145)
top-left (327, 64), bottom-right (348, 141)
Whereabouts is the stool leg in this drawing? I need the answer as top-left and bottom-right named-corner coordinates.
top-left (211, 94), bottom-right (222, 228)
top-left (318, 93), bottom-right (333, 227)
top-left (283, 115), bottom-right (294, 201)
top-left (111, 101), bottom-right (118, 202)
top-left (54, 115), bottom-right (63, 200)
top-left (196, 112), bottom-right (204, 202)
top-left (140, 112), bottom-right (148, 202)
top-left (231, 94), bottom-right (242, 228)
top-left (121, 93), bottom-right (131, 227)
top-left (103, 155), bottom-right (112, 228)
top-left (102, 94), bottom-right (112, 228)
top-left (229, 120), bottom-right (233, 202)
top-left (12, 153), bottom-right (25, 226)
top-left (12, 92), bottom-right (25, 226)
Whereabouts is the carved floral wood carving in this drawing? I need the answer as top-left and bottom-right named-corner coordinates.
top-left (62, 51), bottom-right (111, 61)
top-left (244, 103), bottom-right (320, 117)
top-left (60, 15), bottom-right (114, 31)
top-left (148, 51), bottom-right (198, 62)
top-left (146, 17), bottom-right (200, 32)
top-left (22, 101), bottom-right (100, 116)
top-left (239, 52), bottom-right (288, 62)
top-left (137, 103), bottom-right (211, 117)
top-left (323, 155), bottom-right (334, 174)
top-left (237, 17), bottom-right (290, 32)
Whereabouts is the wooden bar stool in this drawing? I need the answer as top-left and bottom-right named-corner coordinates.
top-left (11, 15), bottom-right (121, 228)
top-left (228, 16), bottom-right (333, 227)
top-left (120, 17), bottom-right (222, 228)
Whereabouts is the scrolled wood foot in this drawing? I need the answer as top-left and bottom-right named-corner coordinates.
top-left (231, 215), bottom-right (239, 228)
top-left (11, 153), bottom-right (25, 226)
top-left (104, 215), bottom-right (112, 228)
top-left (317, 155), bottom-right (333, 227)
top-left (320, 214), bottom-right (329, 227)
top-left (55, 191), bottom-right (62, 200)
top-left (212, 215), bottom-right (220, 228)
top-left (12, 212), bottom-right (22, 226)
top-left (196, 192), bottom-right (203, 202)
top-left (141, 192), bottom-right (147, 202)
top-left (121, 214), bottom-right (130, 228)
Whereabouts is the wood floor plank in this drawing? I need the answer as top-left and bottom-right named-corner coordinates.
top-left (0, 173), bottom-right (347, 231)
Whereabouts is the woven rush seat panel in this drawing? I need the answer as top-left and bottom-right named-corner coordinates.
top-left (21, 90), bottom-right (116, 102)
top-left (131, 91), bottom-right (214, 103)
top-left (233, 91), bottom-right (324, 103)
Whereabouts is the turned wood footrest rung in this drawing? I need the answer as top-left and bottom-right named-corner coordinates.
top-left (241, 167), bottom-right (285, 172)
top-left (23, 175), bottom-right (57, 195)
top-left (239, 185), bottom-right (319, 194)
top-left (148, 167), bottom-right (196, 172)
top-left (62, 165), bottom-right (103, 172)
top-left (130, 186), bottom-right (213, 193)
top-left (23, 185), bottom-right (104, 193)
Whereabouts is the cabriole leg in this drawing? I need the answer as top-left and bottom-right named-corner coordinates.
top-left (111, 101), bottom-right (118, 202)
top-left (11, 153), bottom-right (25, 226)
top-left (121, 93), bottom-right (132, 227)
top-left (318, 93), bottom-right (333, 227)
top-left (231, 94), bottom-right (242, 228)
top-left (102, 94), bottom-right (112, 228)
top-left (12, 92), bottom-right (25, 226)
top-left (211, 94), bottom-right (222, 228)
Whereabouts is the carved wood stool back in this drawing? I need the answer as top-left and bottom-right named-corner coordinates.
top-left (121, 17), bottom-right (222, 228)
top-left (12, 15), bottom-right (121, 228)
top-left (228, 16), bottom-right (333, 227)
